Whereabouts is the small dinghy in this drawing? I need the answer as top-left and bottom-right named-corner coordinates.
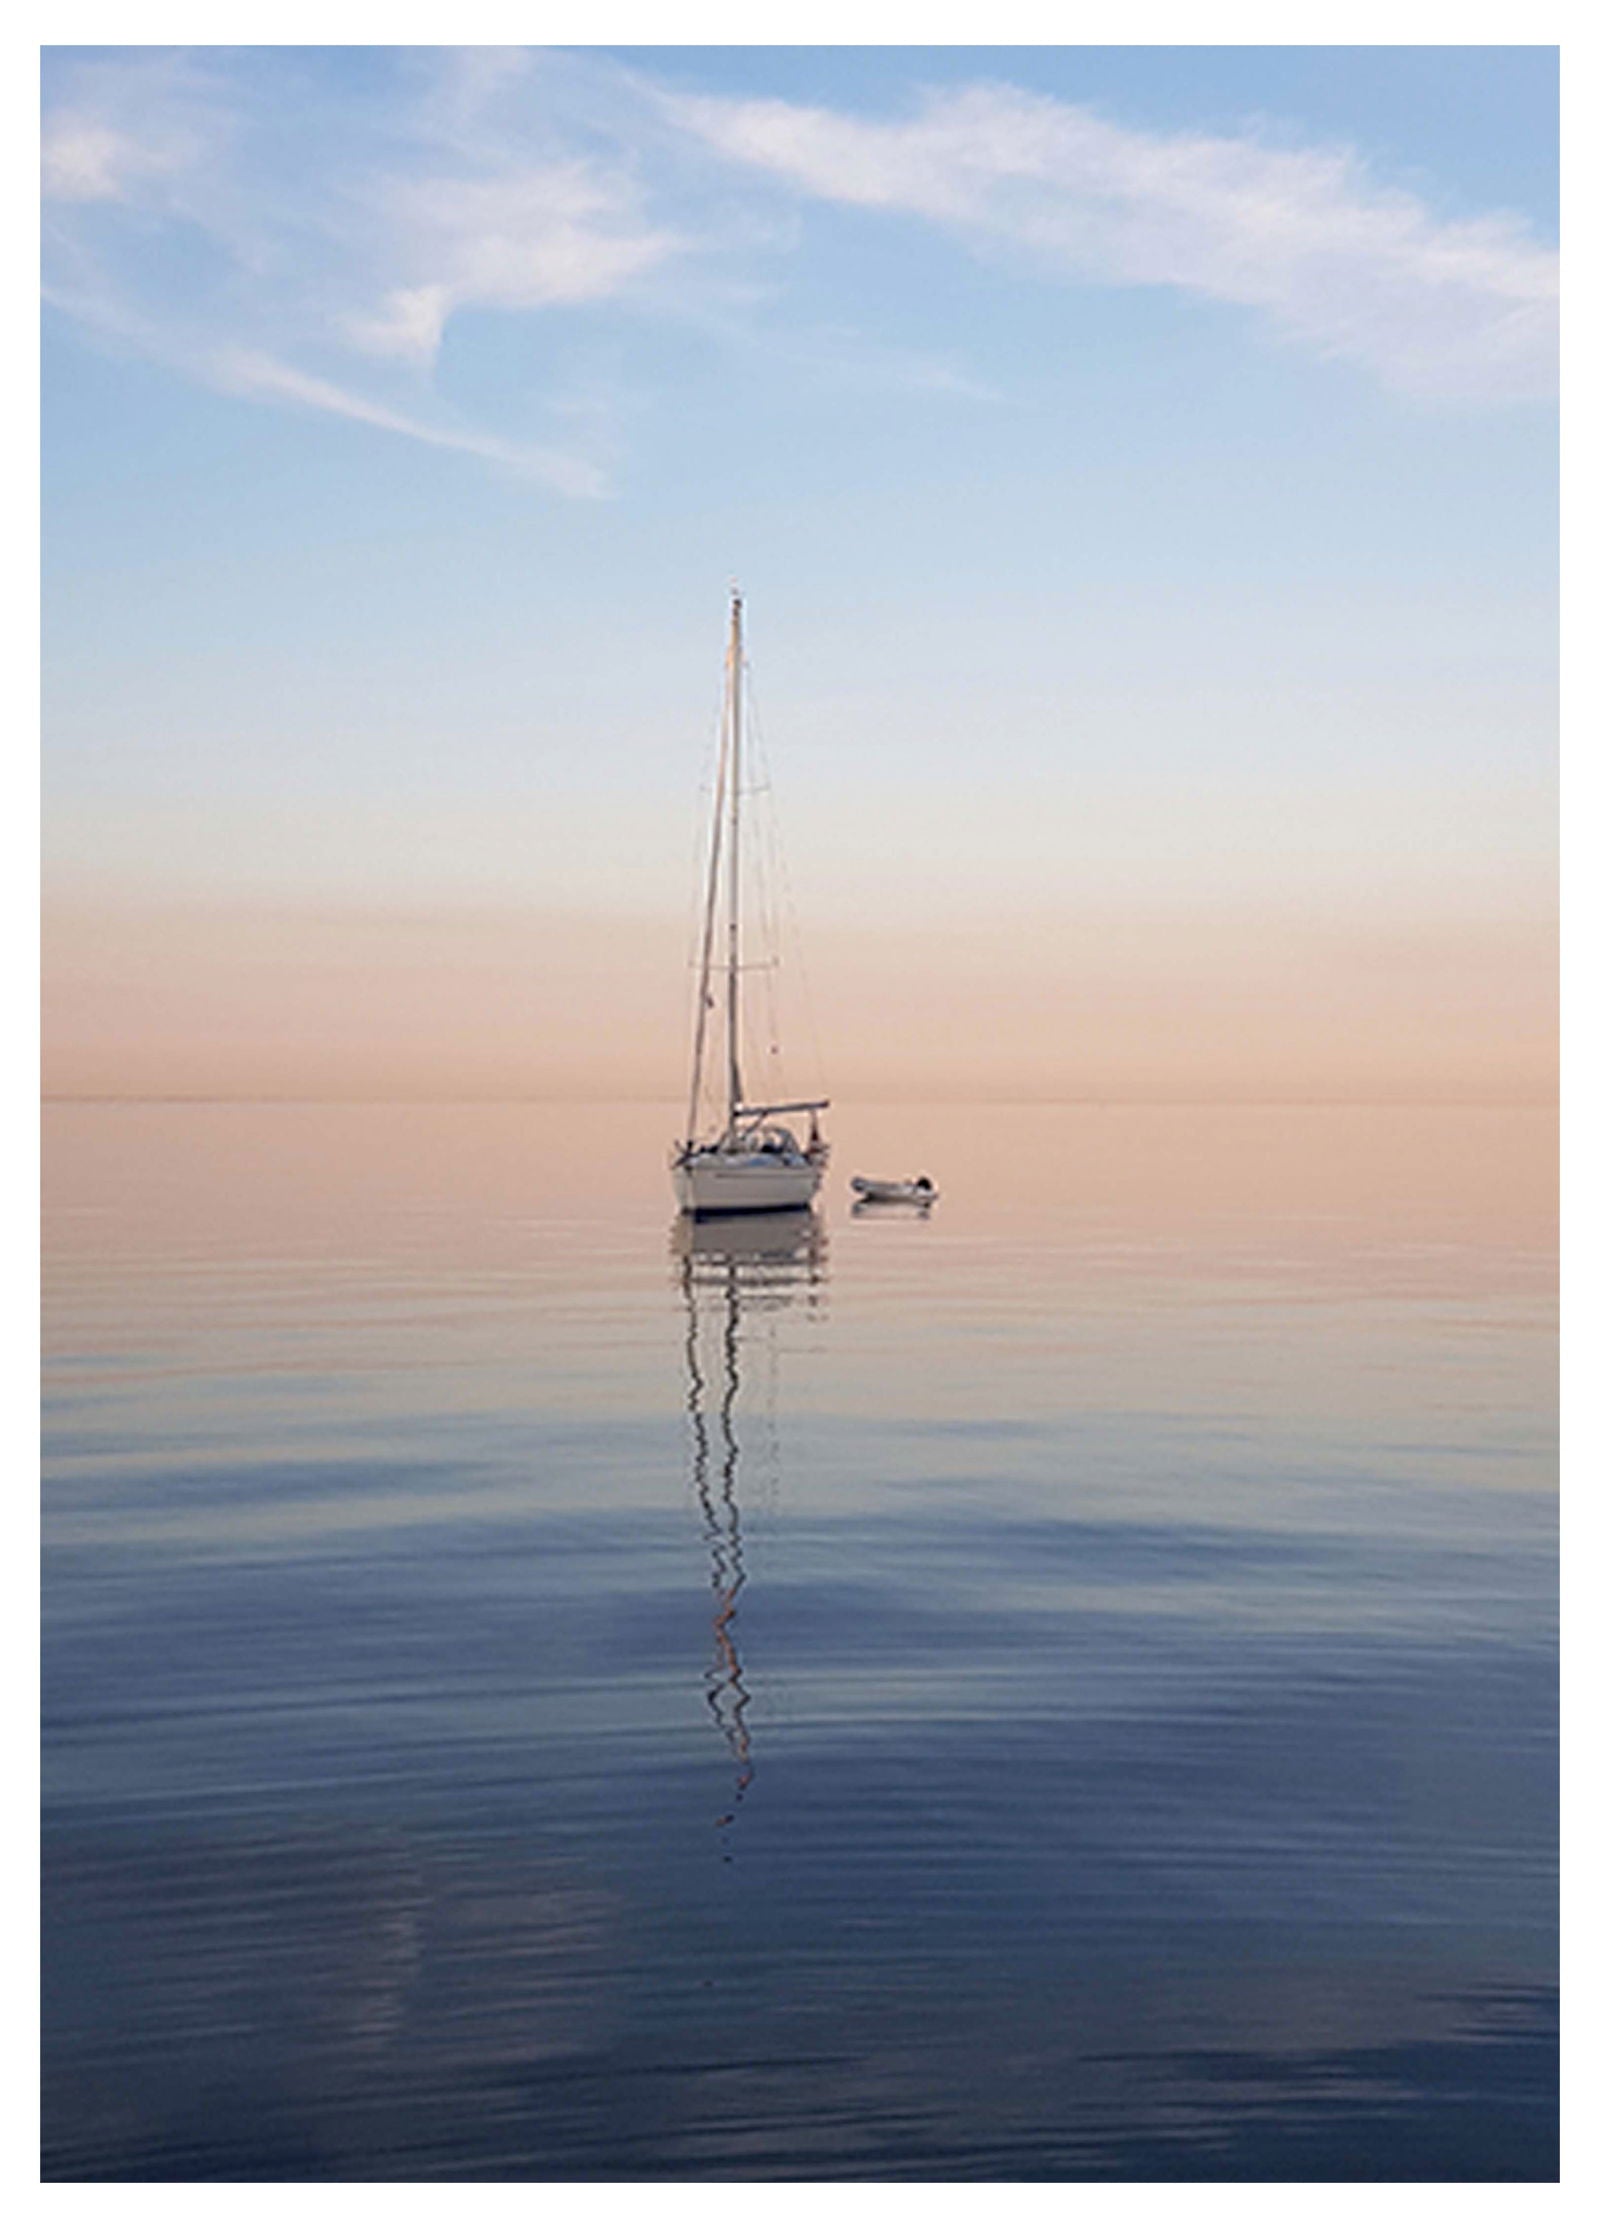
top-left (851, 1174), bottom-right (938, 1204)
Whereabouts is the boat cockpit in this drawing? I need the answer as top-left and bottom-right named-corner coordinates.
top-left (723, 1122), bottom-right (805, 1162)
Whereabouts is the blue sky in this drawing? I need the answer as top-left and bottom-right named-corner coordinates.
top-left (42, 45), bottom-right (1557, 1098)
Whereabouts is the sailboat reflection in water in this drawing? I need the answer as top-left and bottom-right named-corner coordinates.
top-left (674, 1209), bottom-right (827, 1850)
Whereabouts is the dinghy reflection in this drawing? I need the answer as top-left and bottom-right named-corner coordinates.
top-left (674, 1210), bottom-right (827, 1848)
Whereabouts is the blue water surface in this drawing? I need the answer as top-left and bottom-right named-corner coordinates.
top-left (41, 1103), bottom-right (1558, 2180)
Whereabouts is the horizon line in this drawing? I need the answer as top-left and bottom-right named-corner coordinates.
top-left (41, 1093), bottom-right (1559, 1110)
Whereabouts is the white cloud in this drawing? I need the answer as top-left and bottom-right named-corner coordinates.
top-left (39, 50), bottom-right (666, 493)
top-left (211, 351), bottom-right (611, 497)
top-left (343, 284), bottom-right (454, 364)
top-left (340, 163), bottom-right (678, 363)
top-left (669, 82), bottom-right (1558, 402)
top-left (41, 117), bottom-right (174, 203)
top-left (41, 58), bottom-right (224, 207)
top-left (39, 50), bottom-right (1557, 498)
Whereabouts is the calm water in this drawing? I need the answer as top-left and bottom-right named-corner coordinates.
top-left (41, 1102), bottom-right (1558, 2181)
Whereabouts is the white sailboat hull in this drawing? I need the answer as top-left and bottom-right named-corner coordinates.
top-left (673, 1153), bottom-right (824, 1217)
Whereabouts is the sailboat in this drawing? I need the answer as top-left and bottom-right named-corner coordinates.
top-left (672, 589), bottom-right (829, 1218)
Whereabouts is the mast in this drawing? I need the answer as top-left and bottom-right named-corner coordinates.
top-left (681, 585), bottom-right (828, 1165)
top-left (725, 588), bottom-right (745, 1128)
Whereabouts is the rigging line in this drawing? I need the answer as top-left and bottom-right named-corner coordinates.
top-left (742, 743), bottom-right (780, 1099)
top-left (742, 668), bottom-right (795, 1101)
top-left (685, 668), bottom-right (732, 1144)
top-left (681, 652), bottom-right (734, 1134)
top-left (747, 662), bottom-right (828, 1104)
top-left (681, 669), bottom-right (728, 984)
top-left (726, 594), bottom-right (745, 1124)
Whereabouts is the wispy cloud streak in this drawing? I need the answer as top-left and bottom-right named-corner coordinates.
top-left (212, 351), bottom-right (611, 495)
top-left (670, 82), bottom-right (1557, 402)
top-left (41, 50), bottom-right (1557, 497)
top-left (41, 49), bottom-right (665, 493)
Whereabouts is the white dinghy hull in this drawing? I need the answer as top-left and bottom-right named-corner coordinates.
top-left (850, 1176), bottom-right (937, 1204)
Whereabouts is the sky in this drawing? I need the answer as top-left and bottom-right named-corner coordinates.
top-left (42, 44), bottom-right (1558, 1102)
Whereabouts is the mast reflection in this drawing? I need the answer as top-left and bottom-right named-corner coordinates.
top-left (674, 1209), bottom-right (827, 1850)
